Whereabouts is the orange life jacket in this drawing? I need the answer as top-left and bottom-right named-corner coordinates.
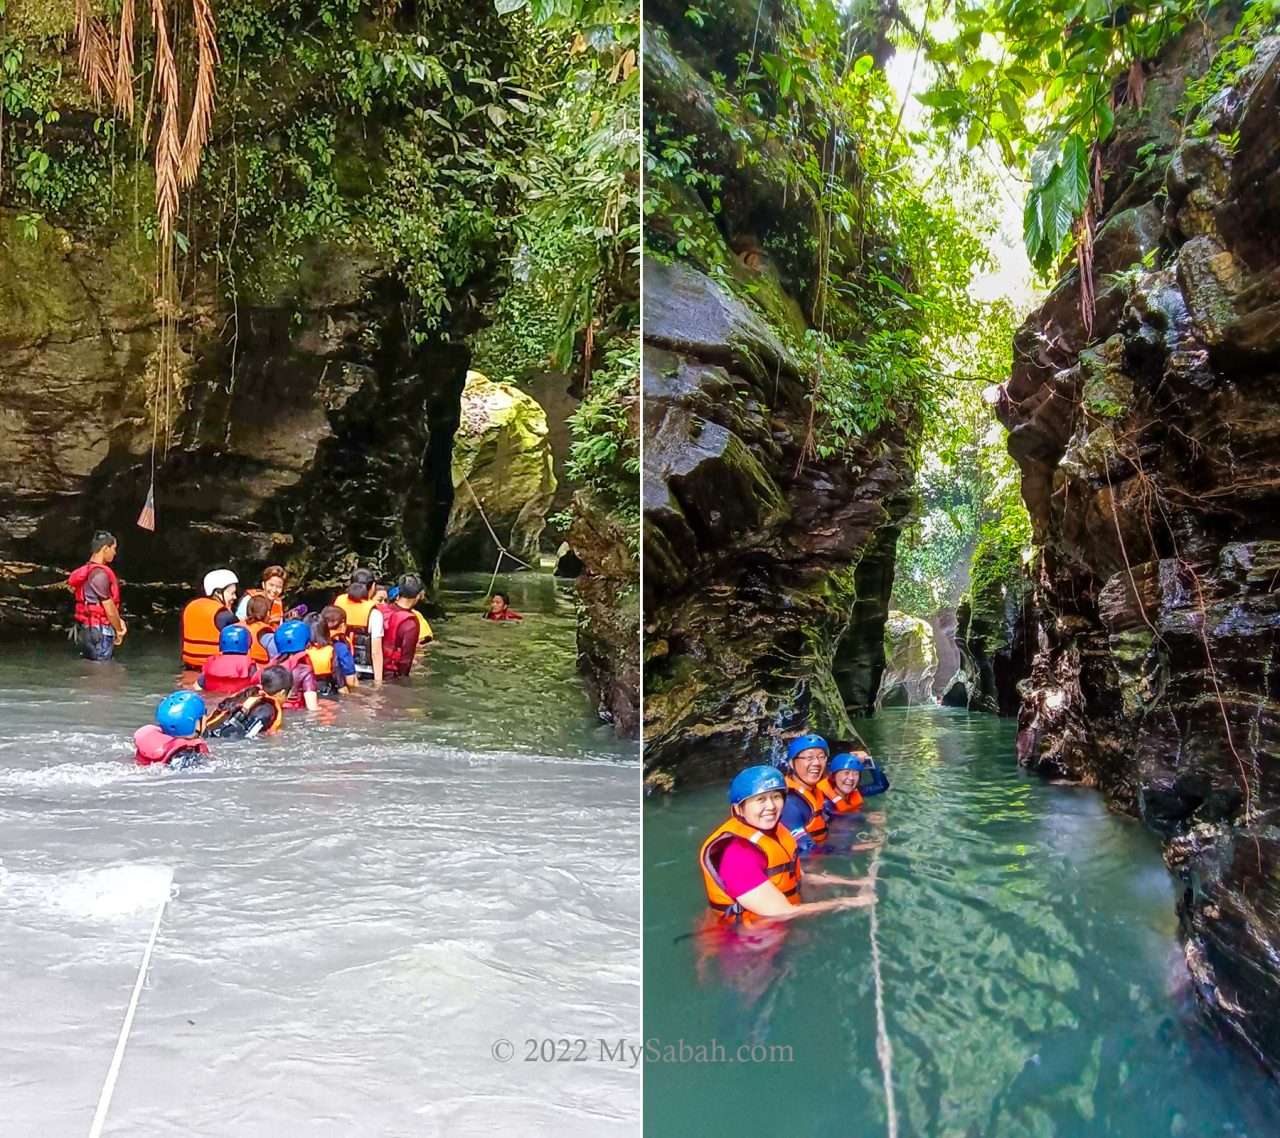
top-left (818, 775), bottom-right (864, 815)
top-left (700, 817), bottom-right (801, 923)
top-left (245, 588), bottom-right (285, 626)
top-left (241, 620), bottom-right (272, 664)
top-left (68, 561), bottom-right (119, 627)
top-left (335, 593), bottom-right (377, 664)
top-left (181, 596), bottom-right (230, 669)
top-left (133, 724), bottom-right (210, 767)
top-left (205, 687), bottom-right (284, 737)
top-left (785, 773), bottom-right (830, 843)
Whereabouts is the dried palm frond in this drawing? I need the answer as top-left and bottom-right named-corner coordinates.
top-left (75, 0), bottom-right (115, 106)
top-left (179, 0), bottom-right (219, 187)
top-left (115, 0), bottom-right (137, 122)
top-left (151, 0), bottom-right (181, 246)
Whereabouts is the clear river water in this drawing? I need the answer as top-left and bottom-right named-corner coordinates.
top-left (0, 573), bottom-right (639, 1137)
top-left (643, 706), bottom-right (1280, 1137)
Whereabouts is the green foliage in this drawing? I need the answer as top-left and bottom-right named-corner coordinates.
top-left (970, 485), bottom-right (1033, 611)
top-left (565, 333), bottom-right (639, 494)
top-left (892, 300), bottom-right (1031, 618)
top-left (918, 0), bottom-right (1250, 281)
top-left (1178, 0), bottom-right (1278, 122)
top-left (645, 0), bottom-right (991, 457)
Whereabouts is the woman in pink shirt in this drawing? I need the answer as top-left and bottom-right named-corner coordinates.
top-left (699, 764), bottom-right (874, 922)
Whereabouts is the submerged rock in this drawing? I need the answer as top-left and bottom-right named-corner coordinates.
top-left (442, 372), bottom-right (557, 572)
top-left (999, 23), bottom-right (1280, 1072)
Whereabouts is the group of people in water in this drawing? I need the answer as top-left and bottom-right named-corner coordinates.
top-left (700, 735), bottom-right (892, 923)
top-left (65, 530), bottom-right (525, 769)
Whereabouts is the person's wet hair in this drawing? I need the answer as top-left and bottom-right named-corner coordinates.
top-left (350, 568), bottom-right (376, 587)
top-left (398, 573), bottom-right (424, 599)
top-left (305, 612), bottom-right (331, 645)
top-left (321, 605), bottom-right (345, 630)
top-left (260, 665), bottom-right (291, 695)
top-left (492, 592), bottom-right (509, 605)
top-left (347, 581), bottom-right (370, 601)
top-left (90, 530), bottom-right (116, 555)
top-left (246, 595), bottom-right (271, 623)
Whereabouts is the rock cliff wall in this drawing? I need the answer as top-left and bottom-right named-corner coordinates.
top-left (642, 6), bottom-right (914, 787)
top-left (998, 18), bottom-right (1280, 1070)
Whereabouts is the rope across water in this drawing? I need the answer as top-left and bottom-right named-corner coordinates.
top-left (867, 838), bottom-right (897, 1138)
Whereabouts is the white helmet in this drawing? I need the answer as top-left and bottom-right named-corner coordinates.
top-left (203, 569), bottom-right (239, 597)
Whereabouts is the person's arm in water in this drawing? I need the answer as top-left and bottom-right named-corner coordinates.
top-left (292, 663), bottom-right (320, 712)
top-left (333, 640), bottom-right (358, 690)
top-left (805, 870), bottom-right (874, 888)
top-left (241, 701), bottom-right (278, 739)
top-left (371, 636), bottom-right (384, 686)
top-left (735, 880), bottom-right (874, 919)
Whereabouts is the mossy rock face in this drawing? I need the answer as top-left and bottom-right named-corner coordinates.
top-left (1000, 22), bottom-right (1280, 1071)
top-left (441, 371), bottom-right (556, 571)
top-left (877, 611), bottom-right (938, 709)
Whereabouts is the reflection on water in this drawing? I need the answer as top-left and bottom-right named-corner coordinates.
top-left (644, 707), bottom-right (1280, 1137)
top-left (0, 575), bottom-right (639, 1137)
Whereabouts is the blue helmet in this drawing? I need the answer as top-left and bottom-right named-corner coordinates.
top-left (829, 752), bottom-right (866, 774)
top-left (786, 734), bottom-right (829, 764)
top-left (156, 691), bottom-right (205, 738)
top-left (219, 624), bottom-right (250, 655)
top-left (729, 764), bottom-right (787, 805)
top-left (273, 619), bottom-right (311, 655)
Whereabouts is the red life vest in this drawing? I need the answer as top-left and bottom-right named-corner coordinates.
top-left (133, 724), bottom-right (210, 767)
top-left (784, 773), bottom-right (830, 843)
top-left (483, 609), bottom-right (523, 621)
top-left (818, 775), bottom-right (864, 815)
top-left (377, 602), bottom-right (417, 672)
top-left (200, 654), bottom-right (260, 693)
top-left (699, 817), bottom-right (801, 923)
top-left (68, 562), bottom-right (119, 628)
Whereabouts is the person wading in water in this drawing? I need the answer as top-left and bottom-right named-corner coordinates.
top-left (67, 531), bottom-right (127, 661)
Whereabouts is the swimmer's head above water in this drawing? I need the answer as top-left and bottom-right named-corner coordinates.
top-left (785, 733), bottom-right (829, 787)
top-left (728, 765), bottom-right (787, 830)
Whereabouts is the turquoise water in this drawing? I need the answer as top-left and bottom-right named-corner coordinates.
top-left (0, 574), bottom-right (640, 1136)
top-left (643, 707), bottom-right (1280, 1137)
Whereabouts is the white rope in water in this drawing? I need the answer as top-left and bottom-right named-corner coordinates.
top-left (461, 475), bottom-right (537, 597)
top-left (867, 839), bottom-right (898, 1138)
top-left (88, 888), bottom-right (171, 1138)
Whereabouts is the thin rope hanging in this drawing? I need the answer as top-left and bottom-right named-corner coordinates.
top-left (462, 475), bottom-right (536, 597)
